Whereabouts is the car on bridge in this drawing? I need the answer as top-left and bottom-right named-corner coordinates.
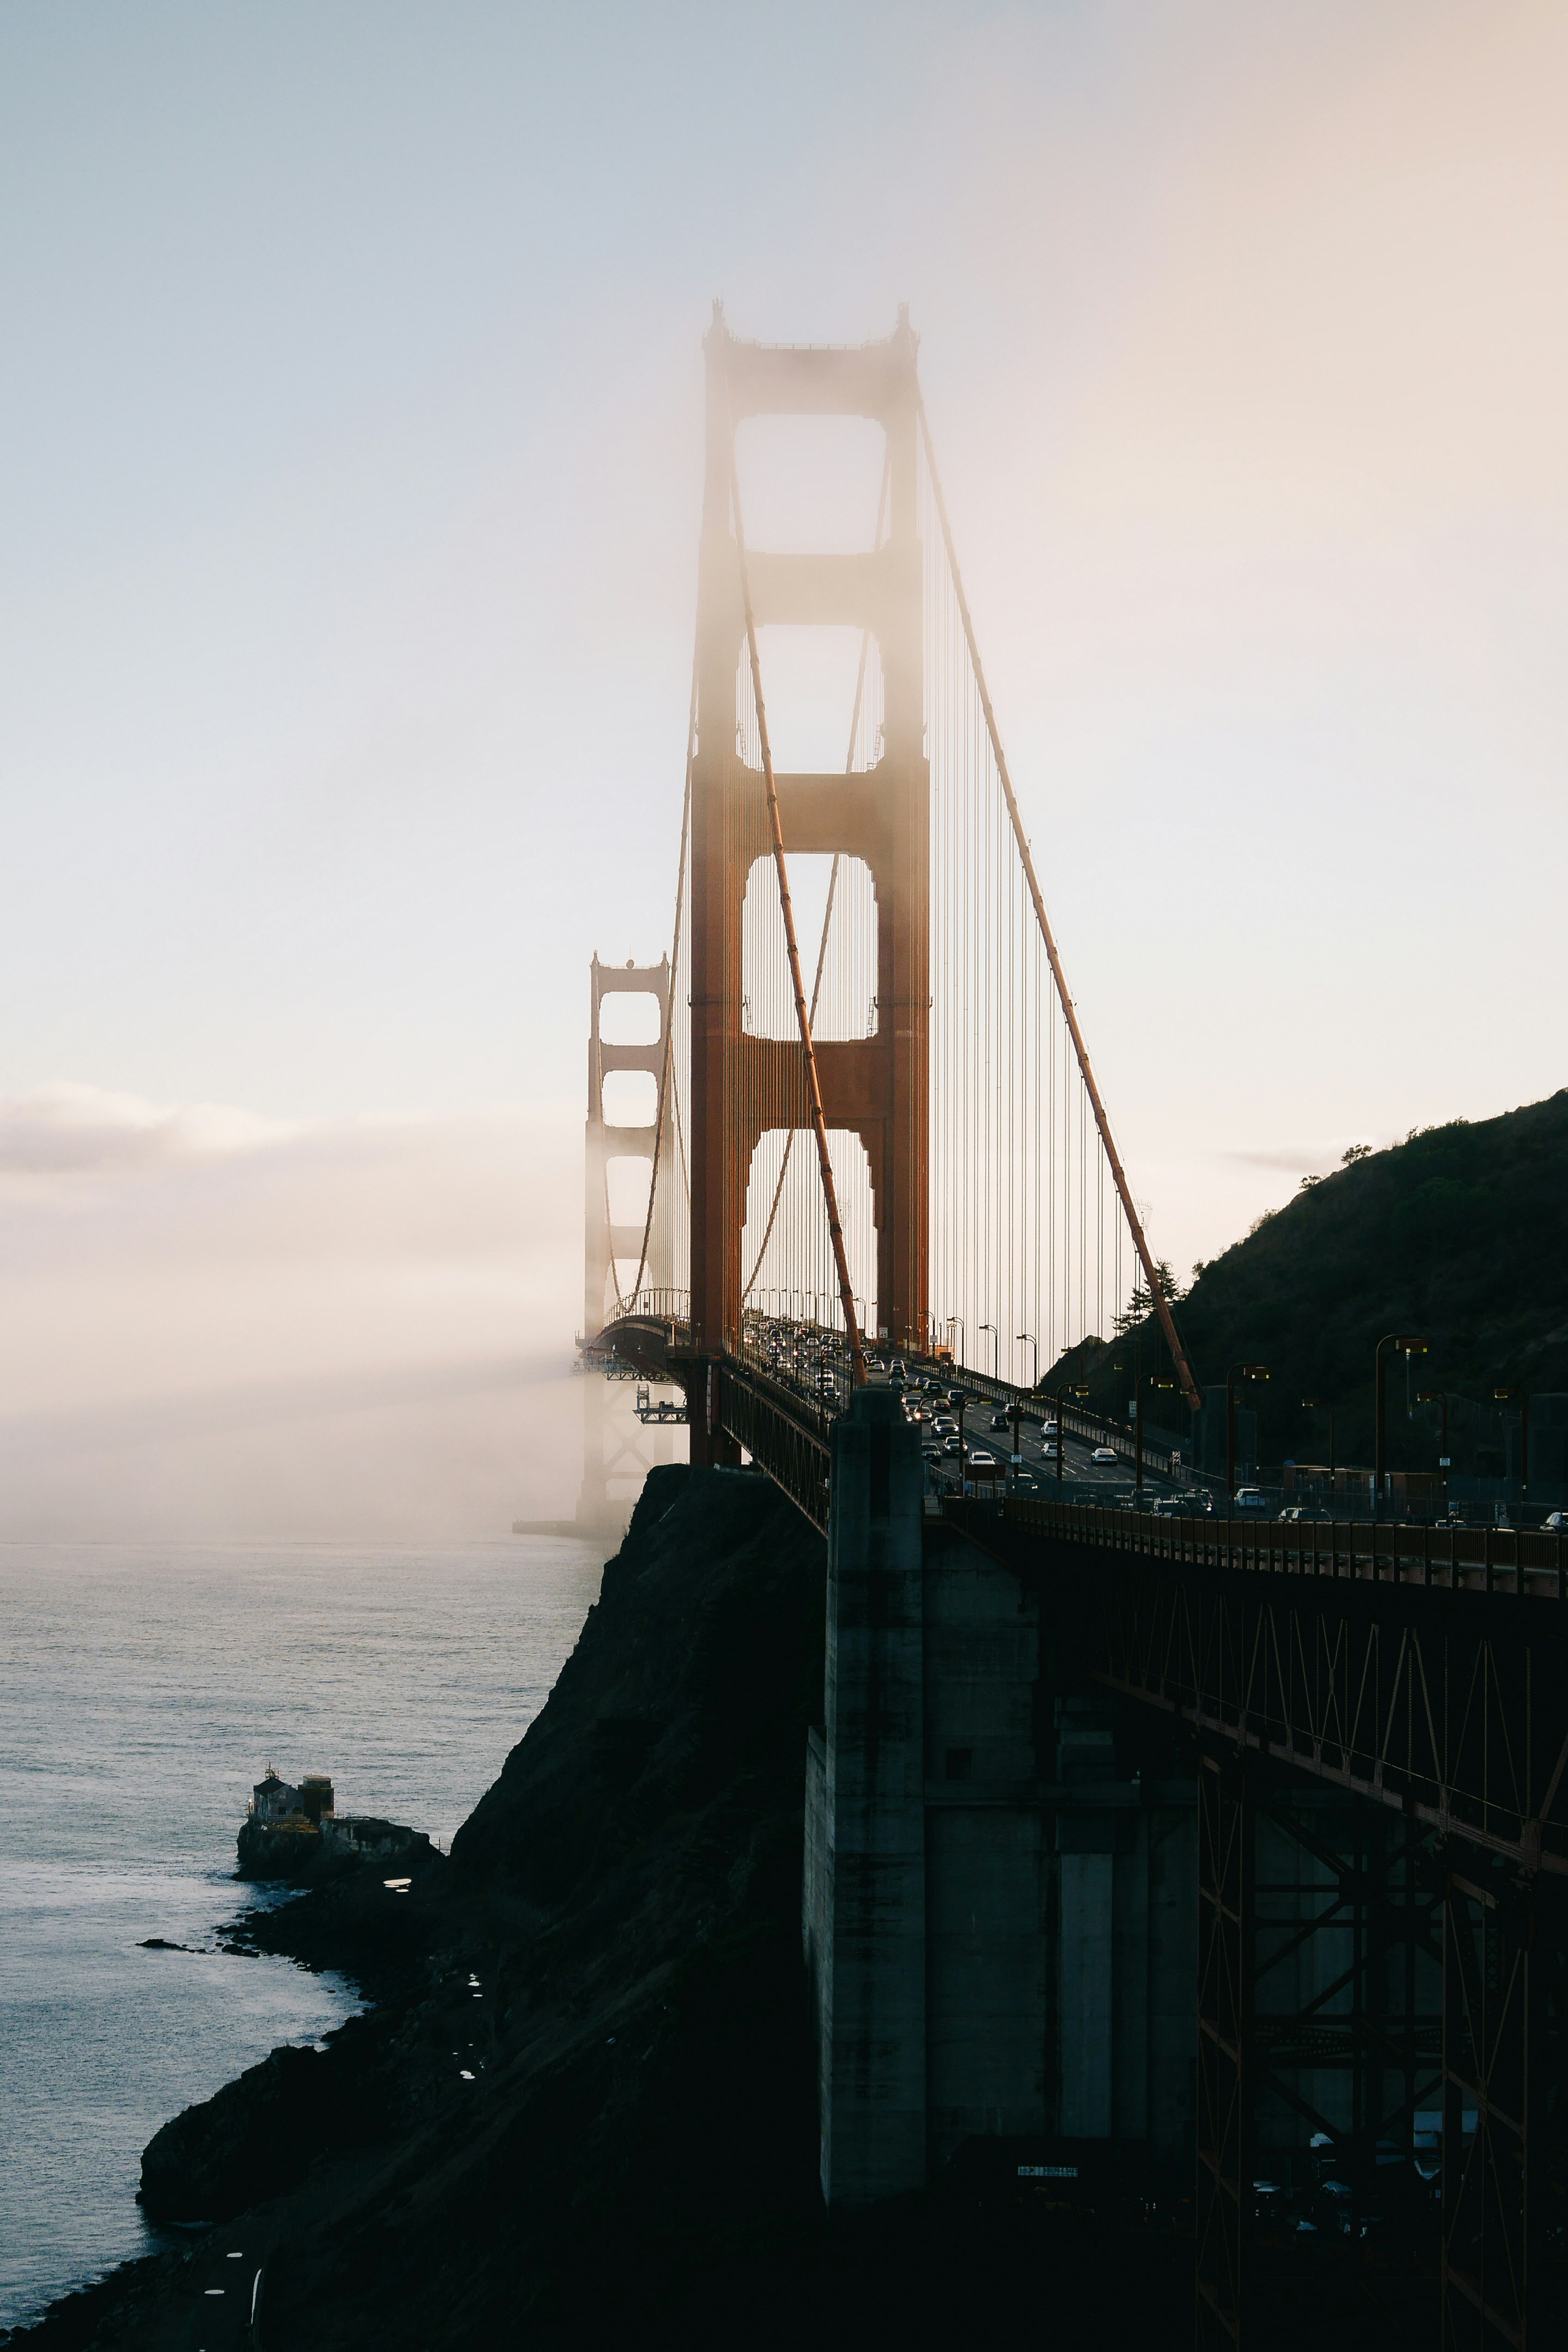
top-left (989, 1410), bottom-right (1011, 1431)
top-left (1232, 1486), bottom-right (1270, 1513)
top-left (942, 1435), bottom-right (963, 1456)
top-left (1092, 1447), bottom-right (1119, 1464)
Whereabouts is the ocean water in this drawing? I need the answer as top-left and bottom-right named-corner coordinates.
top-left (0, 1537), bottom-right (605, 2334)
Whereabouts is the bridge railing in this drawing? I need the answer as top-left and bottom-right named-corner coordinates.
top-left (610, 1287), bottom-right (691, 1326)
top-left (964, 1491), bottom-right (1568, 1601)
top-left (716, 1355), bottom-right (833, 1530)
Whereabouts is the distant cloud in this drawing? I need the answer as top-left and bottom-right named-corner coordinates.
top-left (0, 1081), bottom-right (292, 1172)
top-left (1225, 1138), bottom-right (1378, 1176)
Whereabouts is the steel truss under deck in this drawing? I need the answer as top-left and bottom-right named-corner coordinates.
top-left (945, 1496), bottom-right (1568, 2350)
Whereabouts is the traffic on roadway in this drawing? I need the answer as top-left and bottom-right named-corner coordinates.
top-left (739, 1314), bottom-right (1210, 1509)
top-left (869, 1352), bottom-right (1200, 1509)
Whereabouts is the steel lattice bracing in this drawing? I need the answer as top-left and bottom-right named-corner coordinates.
top-left (944, 1493), bottom-right (1568, 2349)
top-left (1197, 1753), bottom-right (1251, 2348)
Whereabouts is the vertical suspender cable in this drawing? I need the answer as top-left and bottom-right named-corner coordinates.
top-left (915, 389), bottom-right (1201, 1411)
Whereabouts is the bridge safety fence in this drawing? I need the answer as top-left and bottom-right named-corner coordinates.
top-left (963, 1492), bottom-right (1568, 1601)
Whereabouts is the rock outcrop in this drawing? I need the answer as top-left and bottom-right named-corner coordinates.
top-left (140, 2038), bottom-right (384, 2223)
top-left (237, 1811), bottom-right (437, 1881)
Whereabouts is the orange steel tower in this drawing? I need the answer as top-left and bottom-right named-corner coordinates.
top-left (688, 309), bottom-right (928, 1450)
top-left (584, 952), bottom-right (672, 1337)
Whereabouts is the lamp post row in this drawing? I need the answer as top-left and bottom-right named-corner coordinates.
top-left (909, 1318), bottom-right (1532, 1519)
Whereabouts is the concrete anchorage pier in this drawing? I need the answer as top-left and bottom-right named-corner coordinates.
top-left (804, 1385), bottom-right (1197, 2205)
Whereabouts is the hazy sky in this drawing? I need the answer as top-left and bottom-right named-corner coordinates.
top-left (3, 2), bottom-right (1564, 1534)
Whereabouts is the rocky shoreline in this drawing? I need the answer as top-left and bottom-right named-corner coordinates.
top-left (5, 1466), bottom-right (1198, 2351)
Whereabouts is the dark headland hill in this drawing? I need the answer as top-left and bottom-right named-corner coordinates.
top-left (1067, 1087), bottom-right (1568, 1473)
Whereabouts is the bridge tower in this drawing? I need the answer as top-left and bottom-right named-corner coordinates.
top-left (688, 311), bottom-right (928, 1456)
top-left (584, 952), bottom-right (672, 1337)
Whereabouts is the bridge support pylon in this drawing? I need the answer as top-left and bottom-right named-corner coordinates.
top-left (804, 1385), bottom-right (928, 2202)
top-left (584, 952), bottom-right (672, 1337)
top-left (688, 311), bottom-right (930, 1405)
top-left (804, 1409), bottom-right (1200, 2211)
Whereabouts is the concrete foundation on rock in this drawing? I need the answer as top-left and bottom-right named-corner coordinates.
top-left (804, 1385), bottom-right (1197, 2205)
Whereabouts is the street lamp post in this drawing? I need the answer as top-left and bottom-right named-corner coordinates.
top-left (1374, 1333), bottom-right (1428, 1513)
top-left (1227, 1363), bottom-right (1270, 1500)
top-left (1016, 1332), bottom-right (1038, 1390)
top-left (1054, 1384), bottom-right (1090, 1483)
top-left (1494, 1387), bottom-right (1529, 1522)
top-left (1301, 1397), bottom-right (1337, 1505)
top-left (1136, 1374), bottom-right (1175, 1500)
top-left (1416, 1388), bottom-right (1450, 1473)
top-left (979, 1322), bottom-right (998, 1380)
top-left (947, 1316), bottom-right (965, 1371)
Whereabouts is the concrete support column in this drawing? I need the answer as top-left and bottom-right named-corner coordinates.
top-left (1059, 1851), bottom-right (1115, 2136)
top-left (808, 1384), bottom-right (926, 2205)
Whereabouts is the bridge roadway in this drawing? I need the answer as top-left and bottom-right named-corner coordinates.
top-left (592, 1309), bottom-right (1183, 1526)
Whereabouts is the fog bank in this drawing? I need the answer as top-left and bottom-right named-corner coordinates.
top-left (0, 1085), bottom-right (587, 1540)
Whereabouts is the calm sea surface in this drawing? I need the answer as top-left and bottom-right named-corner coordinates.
top-left (0, 1538), bottom-right (605, 2333)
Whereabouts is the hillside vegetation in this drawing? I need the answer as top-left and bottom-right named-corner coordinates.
top-left (1060, 1089), bottom-right (1568, 1474)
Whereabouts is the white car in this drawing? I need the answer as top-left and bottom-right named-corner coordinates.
top-left (1232, 1486), bottom-right (1270, 1513)
top-left (1092, 1447), bottom-right (1118, 1464)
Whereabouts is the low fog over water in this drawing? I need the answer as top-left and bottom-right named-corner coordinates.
top-left (0, 1086), bottom-right (587, 1538)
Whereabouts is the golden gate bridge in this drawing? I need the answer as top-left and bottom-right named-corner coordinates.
top-left (577, 312), bottom-right (1567, 2351)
